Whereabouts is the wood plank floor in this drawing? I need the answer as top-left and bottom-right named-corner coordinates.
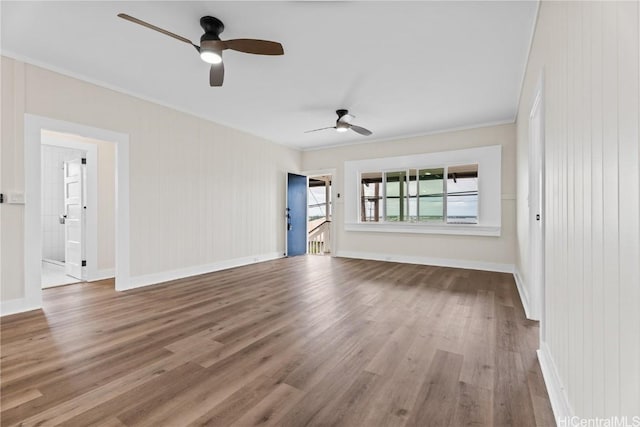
top-left (0, 256), bottom-right (555, 426)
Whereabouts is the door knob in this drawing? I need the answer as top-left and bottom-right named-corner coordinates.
top-left (59, 214), bottom-right (67, 224)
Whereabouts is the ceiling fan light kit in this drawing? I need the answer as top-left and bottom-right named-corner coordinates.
top-left (200, 47), bottom-right (222, 64)
top-left (118, 13), bottom-right (284, 87)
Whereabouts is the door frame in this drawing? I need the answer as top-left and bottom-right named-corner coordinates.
top-left (42, 135), bottom-right (96, 282)
top-left (303, 168), bottom-right (337, 257)
top-left (528, 74), bottom-right (545, 330)
top-left (25, 114), bottom-right (130, 311)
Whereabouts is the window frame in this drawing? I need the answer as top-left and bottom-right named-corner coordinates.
top-left (360, 164), bottom-right (479, 225)
top-left (344, 145), bottom-right (501, 237)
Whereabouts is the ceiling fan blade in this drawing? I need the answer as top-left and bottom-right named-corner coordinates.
top-left (223, 39), bottom-right (284, 55)
top-left (304, 126), bottom-right (336, 134)
top-left (337, 114), bottom-right (355, 124)
top-left (350, 125), bottom-right (373, 136)
top-left (117, 13), bottom-right (197, 47)
top-left (210, 62), bottom-right (224, 87)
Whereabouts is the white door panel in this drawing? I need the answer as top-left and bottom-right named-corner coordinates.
top-left (64, 158), bottom-right (84, 279)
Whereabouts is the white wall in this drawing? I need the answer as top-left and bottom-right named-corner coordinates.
top-left (41, 145), bottom-right (85, 262)
top-left (302, 123), bottom-right (517, 271)
top-left (1, 56), bottom-right (301, 305)
top-left (516, 0), bottom-right (639, 419)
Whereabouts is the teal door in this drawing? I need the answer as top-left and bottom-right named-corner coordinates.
top-left (286, 173), bottom-right (307, 256)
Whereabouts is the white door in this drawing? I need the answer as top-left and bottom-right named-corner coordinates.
top-left (529, 87), bottom-right (545, 324)
top-left (64, 158), bottom-right (84, 279)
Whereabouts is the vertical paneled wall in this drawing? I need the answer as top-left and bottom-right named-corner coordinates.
top-left (517, 0), bottom-right (639, 418)
top-left (1, 57), bottom-right (301, 302)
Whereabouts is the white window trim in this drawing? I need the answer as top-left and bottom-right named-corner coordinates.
top-left (344, 145), bottom-right (502, 237)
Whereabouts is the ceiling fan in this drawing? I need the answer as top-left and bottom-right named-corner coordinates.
top-left (117, 13), bottom-right (284, 87)
top-left (305, 109), bottom-right (373, 136)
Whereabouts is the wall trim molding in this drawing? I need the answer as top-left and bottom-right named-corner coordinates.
top-left (336, 250), bottom-right (514, 274)
top-left (123, 252), bottom-right (283, 291)
top-left (344, 223), bottom-right (501, 237)
top-left (0, 297), bottom-right (41, 317)
top-left (1, 51), bottom-right (289, 150)
top-left (537, 341), bottom-right (573, 423)
top-left (90, 269), bottom-right (115, 282)
top-left (513, 266), bottom-right (535, 320)
top-left (1, 255), bottom-right (282, 316)
top-left (301, 120), bottom-right (515, 152)
top-left (513, 0), bottom-right (541, 123)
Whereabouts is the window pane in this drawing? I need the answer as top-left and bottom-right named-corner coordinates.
top-left (308, 178), bottom-right (330, 222)
top-left (308, 182), bottom-right (326, 221)
top-left (385, 171), bottom-right (407, 222)
top-left (361, 172), bottom-right (382, 222)
top-left (446, 164), bottom-right (478, 224)
top-left (418, 168), bottom-right (444, 221)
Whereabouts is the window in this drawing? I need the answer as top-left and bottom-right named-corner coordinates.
top-left (359, 165), bottom-right (478, 225)
top-left (345, 145), bottom-right (501, 236)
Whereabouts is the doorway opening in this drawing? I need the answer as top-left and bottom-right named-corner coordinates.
top-left (19, 114), bottom-right (130, 316)
top-left (307, 175), bottom-right (332, 255)
top-left (39, 130), bottom-right (116, 291)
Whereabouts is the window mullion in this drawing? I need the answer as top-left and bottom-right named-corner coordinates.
top-left (416, 169), bottom-right (420, 221)
top-left (382, 171), bottom-right (387, 222)
top-left (360, 176), bottom-right (364, 222)
top-left (443, 165), bottom-right (448, 223)
top-left (405, 169), bottom-right (409, 222)
top-left (399, 170), bottom-right (406, 222)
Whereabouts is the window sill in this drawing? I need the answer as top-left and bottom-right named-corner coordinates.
top-left (344, 222), bottom-right (501, 237)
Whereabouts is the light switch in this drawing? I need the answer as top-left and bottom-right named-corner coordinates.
top-left (7, 192), bottom-right (25, 204)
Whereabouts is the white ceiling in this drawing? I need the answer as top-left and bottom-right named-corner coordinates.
top-left (1, 1), bottom-right (538, 149)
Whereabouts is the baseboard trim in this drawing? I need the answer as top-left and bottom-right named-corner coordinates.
top-left (0, 297), bottom-right (42, 317)
top-left (513, 266), bottom-right (535, 320)
top-left (121, 252), bottom-right (283, 291)
top-left (335, 250), bottom-right (514, 274)
top-left (89, 269), bottom-right (115, 282)
top-left (537, 341), bottom-right (573, 423)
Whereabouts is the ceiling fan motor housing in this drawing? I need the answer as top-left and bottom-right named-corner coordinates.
top-left (200, 16), bottom-right (224, 41)
top-left (335, 109), bottom-right (351, 130)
